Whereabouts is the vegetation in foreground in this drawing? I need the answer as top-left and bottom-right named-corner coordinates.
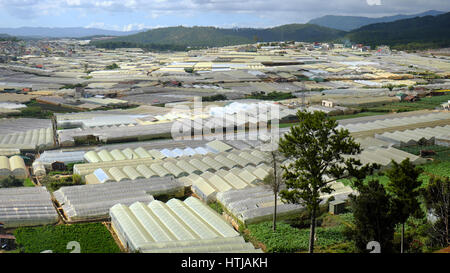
top-left (14, 223), bottom-right (121, 253)
top-left (363, 94), bottom-right (450, 113)
top-left (246, 215), bottom-right (352, 253)
top-left (39, 174), bottom-right (84, 192)
top-left (0, 176), bottom-right (34, 188)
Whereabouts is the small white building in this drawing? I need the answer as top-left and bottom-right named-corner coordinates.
top-left (322, 100), bottom-right (334, 108)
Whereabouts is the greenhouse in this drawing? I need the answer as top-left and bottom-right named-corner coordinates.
top-left (110, 197), bottom-right (261, 253)
top-left (83, 142), bottom-right (221, 163)
top-left (350, 147), bottom-right (427, 169)
top-left (0, 127), bottom-right (54, 151)
top-left (35, 150), bottom-right (86, 165)
top-left (179, 163), bottom-right (270, 202)
top-left (74, 149), bottom-right (269, 181)
top-left (58, 122), bottom-right (175, 146)
top-left (216, 181), bottom-right (354, 225)
top-left (0, 155), bottom-right (27, 179)
top-left (54, 177), bottom-right (184, 222)
top-left (374, 125), bottom-right (450, 147)
top-left (338, 112), bottom-right (450, 133)
top-left (0, 187), bottom-right (59, 227)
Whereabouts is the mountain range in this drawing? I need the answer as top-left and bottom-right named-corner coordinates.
top-left (0, 27), bottom-right (140, 38)
top-left (91, 24), bottom-right (345, 50)
top-left (346, 12), bottom-right (450, 50)
top-left (0, 10), bottom-right (448, 51)
top-left (308, 10), bottom-right (445, 31)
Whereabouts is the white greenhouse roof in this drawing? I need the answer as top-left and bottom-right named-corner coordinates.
top-left (0, 187), bottom-right (58, 228)
top-left (54, 177), bottom-right (184, 222)
top-left (110, 197), bottom-right (261, 253)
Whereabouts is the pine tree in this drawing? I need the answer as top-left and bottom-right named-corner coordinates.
top-left (278, 109), bottom-right (375, 253)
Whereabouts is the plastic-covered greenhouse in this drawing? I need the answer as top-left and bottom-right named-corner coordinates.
top-left (180, 163), bottom-right (270, 202)
top-left (0, 155), bottom-right (27, 179)
top-left (53, 177), bottom-right (184, 222)
top-left (0, 118), bottom-right (54, 150)
top-left (338, 112), bottom-right (450, 133)
top-left (374, 125), bottom-right (450, 147)
top-left (74, 149), bottom-right (269, 181)
top-left (216, 181), bottom-right (355, 225)
top-left (110, 197), bottom-right (262, 253)
top-left (0, 187), bottom-right (59, 227)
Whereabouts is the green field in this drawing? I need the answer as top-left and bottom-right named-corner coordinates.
top-left (14, 223), bottom-right (121, 253)
top-left (23, 178), bottom-right (35, 187)
top-left (398, 145), bottom-right (450, 162)
top-left (365, 94), bottom-right (450, 113)
top-left (246, 214), bottom-right (352, 253)
top-left (340, 160), bottom-right (450, 188)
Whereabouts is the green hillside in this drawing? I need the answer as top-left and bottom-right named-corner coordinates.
top-left (346, 12), bottom-right (450, 50)
top-left (90, 13), bottom-right (450, 51)
top-left (308, 10), bottom-right (445, 31)
top-left (90, 24), bottom-right (345, 50)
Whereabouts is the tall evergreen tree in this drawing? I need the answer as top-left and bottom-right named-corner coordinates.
top-left (421, 176), bottom-right (450, 248)
top-left (278, 110), bottom-right (375, 253)
top-left (386, 158), bottom-right (424, 253)
top-left (349, 179), bottom-right (396, 253)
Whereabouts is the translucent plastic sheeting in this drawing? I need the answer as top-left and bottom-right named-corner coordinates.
top-left (54, 177), bottom-right (183, 221)
top-left (0, 187), bottom-right (58, 227)
top-left (110, 197), bottom-right (256, 253)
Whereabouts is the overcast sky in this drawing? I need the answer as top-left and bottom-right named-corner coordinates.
top-left (0, 0), bottom-right (448, 30)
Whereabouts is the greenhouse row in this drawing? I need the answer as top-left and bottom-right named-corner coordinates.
top-left (75, 149), bottom-right (268, 180)
top-left (84, 146), bottom-right (216, 163)
top-left (216, 181), bottom-right (354, 225)
top-left (180, 163), bottom-right (271, 202)
top-left (0, 155), bottom-right (28, 179)
top-left (110, 197), bottom-right (261, 253)
top-left (53, 177), bottom-right (184, 222)
top-left (355, 137), bottom-right (392, 149)
top-left (0, 118), bottom-right (53, 136)
top-left (0, 187), bottom-right (59, 228)
top-left (349, 147), bottom-right (426, 168)
top-left (338, 112), bottom-right (450, 133)
top-left (0, 127), bottom-right (54, 150)
top-left (374, 125), bottom-right (450, 147)
top-left (57, 122), bottom-right (175, 146)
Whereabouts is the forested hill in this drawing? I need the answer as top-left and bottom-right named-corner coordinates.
top-left (90, 24), bottom-right (346, 50)
top-left (308, 10), bottom-right (445, 31)
top-left (346, 12), bottom-right (450, 50)
top-left (90, 13), bottom-right (450, 51)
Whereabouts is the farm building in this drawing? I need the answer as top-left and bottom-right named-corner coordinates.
top-left (0, 118), bottom-right (55, 151)
top-left (0, 155), bottom-right (27, 179)
top-left (110, 197), bottom-right (262, 253)
top-left (216, 179), bottom-right (354, 225)
top-left (375, 125), bottom-right (450, 147)
top-left (53, 177), bottom-right (184, 222)
top-left (0, 187), bottom-right (58, 228)
top-left (83, 145), bottom-right (216, 163)
top-left (74, 149), bottom-right (269, 183)
top-left (338, 112), bottom-right (450, 133)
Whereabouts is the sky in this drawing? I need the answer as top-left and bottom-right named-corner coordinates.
top-left (0, 0), bottom-right (448, 31)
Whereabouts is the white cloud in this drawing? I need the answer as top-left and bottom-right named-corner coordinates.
top-left (367, 0), bottom-right (382, 6)
top-left (0, 0), bottom-right (448, 24)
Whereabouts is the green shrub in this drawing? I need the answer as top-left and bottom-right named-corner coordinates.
top-left (208, 202), bottom-right (224, 215)
top-left (0, 176), bottom-right (25, 188)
